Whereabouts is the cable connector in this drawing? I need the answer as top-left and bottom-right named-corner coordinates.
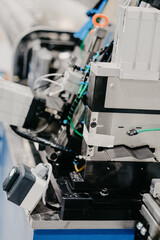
top-left (127, 129), bottom-right (139, 136)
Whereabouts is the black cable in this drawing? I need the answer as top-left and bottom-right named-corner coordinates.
top-left (99, 41), bottom-right (114, 62)
top-left (10, 125), bottom-right (69, 152)
top-left (34, 83), bottom-right (50, 91)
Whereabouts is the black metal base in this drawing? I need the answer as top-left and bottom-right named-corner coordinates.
top-left (51, 145), bottom-right (160, 221)
top-left (54, 159), bottom-right (160, 220)
top-left (56, 177), bottom-right (141, 220)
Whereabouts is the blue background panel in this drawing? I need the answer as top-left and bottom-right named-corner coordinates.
top-left (34, 229), bottom-right (135, 240)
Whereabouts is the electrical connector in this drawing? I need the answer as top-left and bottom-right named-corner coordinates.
top-left (127, 129), bottom-right (139, 136)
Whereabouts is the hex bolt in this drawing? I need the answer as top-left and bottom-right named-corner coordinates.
top-left (136, 222), bottom-right (143, 230)
top-left (140, 227), bottom-right (147, 236)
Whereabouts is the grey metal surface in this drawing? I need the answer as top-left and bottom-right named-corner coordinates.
top-left (141, 204), bottom-right (160, 238)
top-left (105, 146), bottom-right (155, 161)
top-left (30, 216), bottom-right (135, 230)
top-left (84, 109), bottom-right (160, 160)
top-left (90, 63), bottom-right (160, 111)
top-left (87, 63), bottom-right (160, 161)
top-left (143, 194), bottom-right (160, 224)
top-left (105, 77), bottom-right (160, 110)
top-left (91, 62), bottom-right (120, 77)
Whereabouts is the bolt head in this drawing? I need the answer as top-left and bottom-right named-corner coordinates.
top-left (136, 222), bottom-right (143, 230)
top-left (141, 227), bottom-right (147, 236)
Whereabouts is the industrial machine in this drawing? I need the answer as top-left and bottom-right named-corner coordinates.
top-left (1, 0), bottom-right (160, 239)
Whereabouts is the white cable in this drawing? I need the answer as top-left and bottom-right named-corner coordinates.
top-left (33, 73), bottom-right (63, 90)
top-left (42, 163), bottom-right (52, 205)
top-left (37, 79), bottom-right (64, 97)
top-left (34, 77), bottom-right (63, 90)
top-left (47, 88), bottom-right (64, 97)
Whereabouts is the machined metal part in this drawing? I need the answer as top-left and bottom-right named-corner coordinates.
top-left (150, 179), bottom-right (160, 198)
top-left (82, 28), bottom-right (108, 68)
top-left (85, 66), bottom-right (160, 159)
top-left (30, 217), bottom-right (135, 230)
top-left (143, 194), bottom-right (160, 224)
top-left (141, 204), bottom-right (160, 238)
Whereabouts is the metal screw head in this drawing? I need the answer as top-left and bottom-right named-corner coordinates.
top-left (9, 168), bottom-right (17, 177)
top-left (110, 83), bottom-right (114, 89)
top-left (140, 227), bottom-right (147, 236)
top-left (100, 188), bottom-right (109, 197)
top-left (136, 222), bottom-right (143, 230)
top-left (90, 122), bottom-right (97, 128)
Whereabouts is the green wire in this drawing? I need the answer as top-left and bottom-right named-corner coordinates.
top-left (78, 84), bottom-right (83, 94)
top-left (67, 83), bottom-right (88, 138)
top-left (138, 128), bottom-right (160, 133)
top-left (78, 83), bottom-right (88, 99)
top-left (70, 120), bottom-right (83, 137)
top-left (80, 40), bottom-right (84, 51)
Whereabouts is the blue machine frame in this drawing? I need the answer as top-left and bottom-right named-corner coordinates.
top-left (33, 229), bottom-right (135, 240)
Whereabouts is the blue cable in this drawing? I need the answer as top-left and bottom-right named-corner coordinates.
top-left (74, 0), bottom-right (109, 41)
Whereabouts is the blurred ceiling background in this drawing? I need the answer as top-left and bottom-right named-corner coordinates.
top-left (0, 0), bottom-right (99, 44)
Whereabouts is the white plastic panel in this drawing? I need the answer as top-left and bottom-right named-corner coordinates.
top-left (0, 79), bottom-right (33, 126)
top-left (113, 6), bottom-right (160, 80)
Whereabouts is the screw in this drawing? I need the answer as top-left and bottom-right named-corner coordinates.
top-left (141, 227), bottom-right (147, 236)
top-left (91, 122), bottom-right (97, 128)
top-left (100, 188), bottom-right (109, 197)
top-left (110, 83), bottom-right (114, 89)
top-left (136, 222), bottom-right (143, 230)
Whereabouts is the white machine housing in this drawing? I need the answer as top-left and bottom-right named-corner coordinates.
top-left (0, 78), bottom-right (34, 127)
